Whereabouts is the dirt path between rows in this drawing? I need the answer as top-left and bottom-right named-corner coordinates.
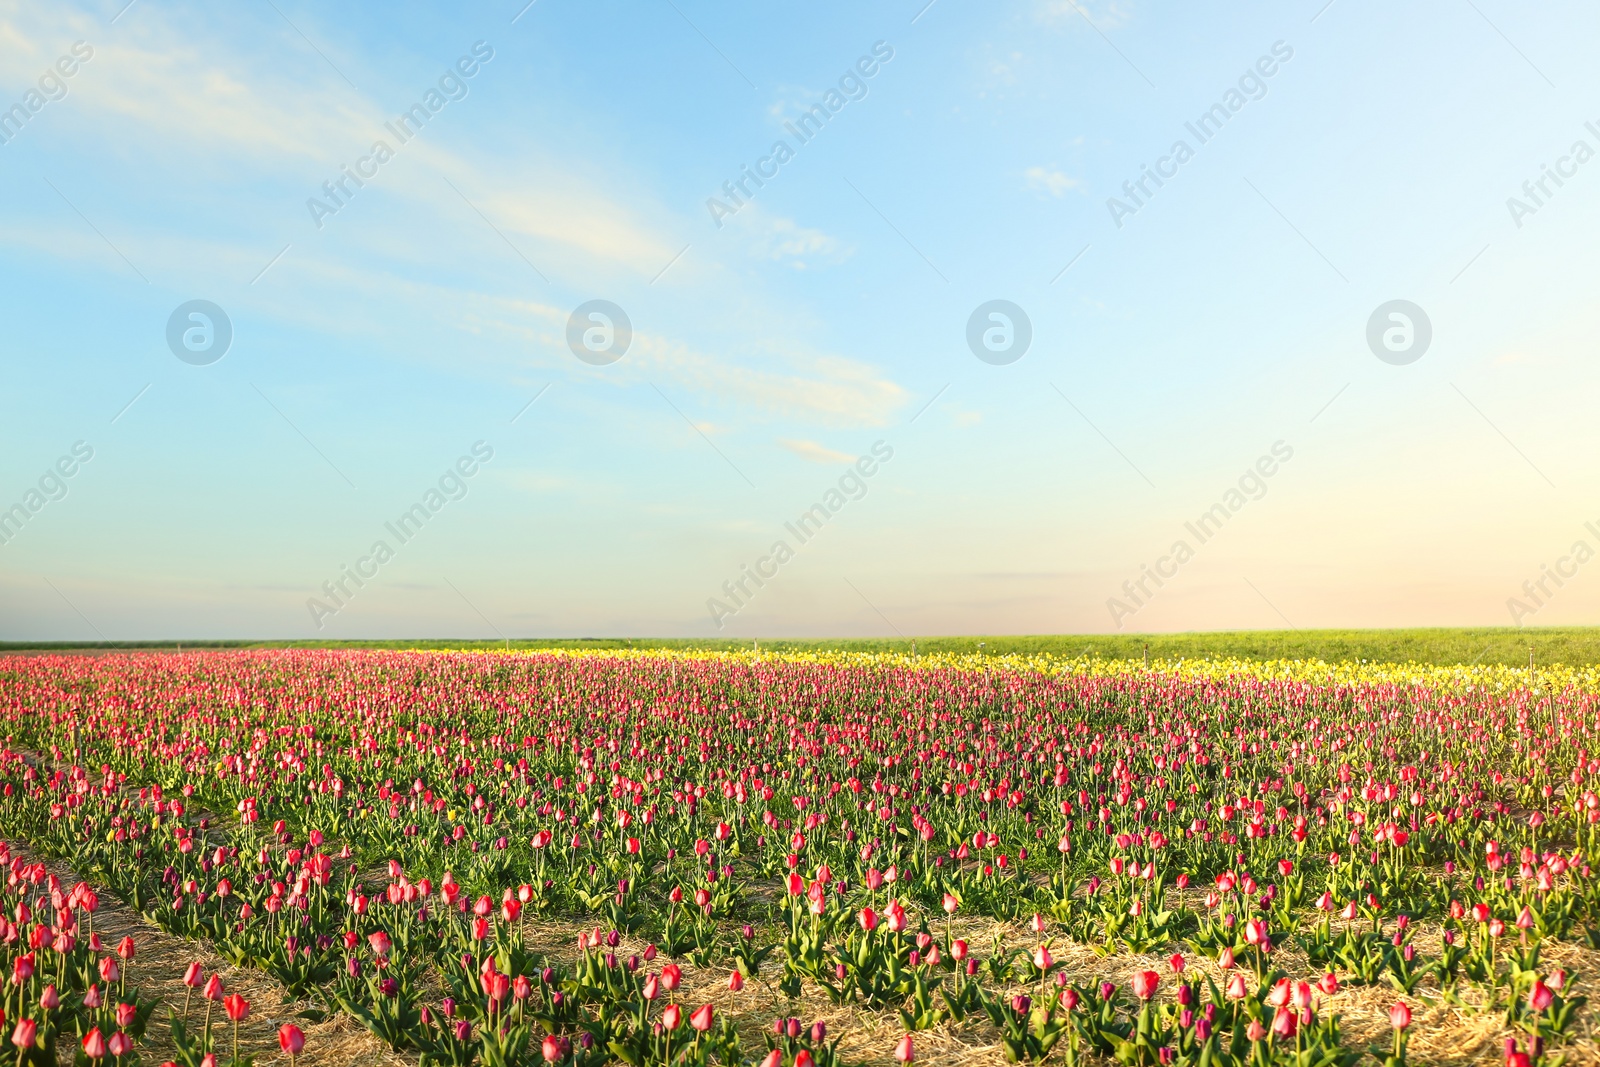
top-left (22, 847), bottom-right (411, 1067)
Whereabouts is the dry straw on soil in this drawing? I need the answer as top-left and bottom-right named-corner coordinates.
top-left (26, 857), bottom-right (1600, 1067)
top-left (29, 850), bottom-right (410, 1067)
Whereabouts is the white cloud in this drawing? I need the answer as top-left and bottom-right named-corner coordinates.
top-left (1037, 0), bottom-right (1134, 30)
top-left (0, 0), bottom-right (908, 433)
top-left (727, 207), bottom-right (848, 269)
top-left (765, 85), bottom-right (818, 126)
top-left (764, 81), bottom-right (871, 130)
top-left (777, 439), bottom-right (855, 465)
top-left (0, 0), bottom-right (682, 279)
top-left (986, 52), bottom-right (1024, 86)
top-left (1025, 166), bottom-right (1083, 197)
top-left (460, 295), bottom-right (906, 428)
top-left (625, 333), bottom-right (907, 428)
top-left (430, 155), bottom-right (681, 278)
top-left (0, 1), bottom-right (368, 166)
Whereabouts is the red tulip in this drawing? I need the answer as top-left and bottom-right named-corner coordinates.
top-left (280, 1023), bottom-right (307, 1055)
top-left (82, 1029), bottom-right (107, 1059)
top-left (1528, 980), bottom-right (1554, 1012)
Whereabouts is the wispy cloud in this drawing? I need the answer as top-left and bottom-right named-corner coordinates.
top-left (6, 2), bottom-right (369, 165)
top-left (626, 334), bottom-right (907, 428)
top-left (777, 438), bottom-right (855, 465)
top-left (434, 155), bottom-right (681, 277)
top-left (729, 207), bottom-right (849, 269)
top-left (0, 0), bottom-right (908, 432)
top-left (462, 296), bottom-right (907, 427)
top-left (0, 0), bottom-right (682, 281)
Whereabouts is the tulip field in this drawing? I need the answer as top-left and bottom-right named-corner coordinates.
top-left (2, 650), bottom-right (1600, 1067)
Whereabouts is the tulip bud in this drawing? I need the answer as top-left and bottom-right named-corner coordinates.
top-left (279, 1025), bottom-right (306, 1056)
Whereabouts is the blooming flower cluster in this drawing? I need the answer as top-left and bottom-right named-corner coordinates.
top-left (0, 648), bottom-right (1594, 1065)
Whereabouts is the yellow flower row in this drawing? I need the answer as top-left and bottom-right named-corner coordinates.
top-left (405, 647), bottom-right (1581, 694)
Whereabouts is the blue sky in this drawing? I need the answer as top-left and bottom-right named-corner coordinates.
top-left (3, 0), bottom-right (1600, 640)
